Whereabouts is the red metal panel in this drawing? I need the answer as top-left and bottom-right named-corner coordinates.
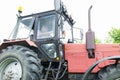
top-left (65, 44), bottom-right (120, 73)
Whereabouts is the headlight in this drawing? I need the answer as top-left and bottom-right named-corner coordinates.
top-left (41, 43), bottom-right (57, 58)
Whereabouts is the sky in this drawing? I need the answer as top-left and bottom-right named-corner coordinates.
top-left (0, 0), bottom-right (120, 43)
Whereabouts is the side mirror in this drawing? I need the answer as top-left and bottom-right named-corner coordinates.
top-left (54, 0), bottom-right (61, 13)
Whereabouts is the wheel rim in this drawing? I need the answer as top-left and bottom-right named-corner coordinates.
top-left (116, 78), bottom-right (120, 80)
top-left (0, 58), bottom-right (22, 80)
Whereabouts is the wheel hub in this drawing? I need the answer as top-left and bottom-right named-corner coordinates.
top-left (2, 62), bottom-right (22, 80)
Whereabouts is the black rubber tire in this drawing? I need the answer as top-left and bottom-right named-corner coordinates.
top-left (0, 45), bottom-right (43, 80)
top-left (94, 64), bottom-right (120, 80)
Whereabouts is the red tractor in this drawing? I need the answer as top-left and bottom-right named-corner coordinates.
top-left (0, 0), bottom-right (120, 80)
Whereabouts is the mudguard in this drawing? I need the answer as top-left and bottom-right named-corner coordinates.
top-left (82, 56), bottom-right (120, 80)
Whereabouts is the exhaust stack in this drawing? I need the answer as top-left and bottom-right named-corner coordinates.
top-left (86, 5), bottom-right (95, 58)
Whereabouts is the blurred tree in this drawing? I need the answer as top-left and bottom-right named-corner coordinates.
top-left (105, 36), bottom-right (113, 43)
top-left (95, 37), bottom-right (101, 43)
top-left (108, 27), bottom-right (120, 43)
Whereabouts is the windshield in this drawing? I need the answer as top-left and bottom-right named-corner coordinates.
top-left (37, 14), bottom-right (55, 39)
top-left (10, 17), bottom-right (35, 39)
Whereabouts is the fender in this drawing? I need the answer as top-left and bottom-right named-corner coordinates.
top-left (0, 39), bottom-right (37, 50)
top-left (82, 56), bottom-right (120, 80)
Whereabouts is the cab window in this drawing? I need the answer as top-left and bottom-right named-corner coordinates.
top-left (37, 14), bottom-right (56, 39)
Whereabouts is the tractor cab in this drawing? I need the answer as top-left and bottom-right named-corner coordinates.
top-left (10, 6), bottom-right (74, 41)
top-left (8, 0), bottom-right (75, 62)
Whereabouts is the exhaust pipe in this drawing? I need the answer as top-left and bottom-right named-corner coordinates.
top-left (86, 5), bottom-right (95, 58)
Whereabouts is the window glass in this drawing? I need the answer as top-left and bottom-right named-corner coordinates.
top-left (37, 15), bottom-right (55, 39)
top-left (10, 17), bottom-right (34, 39)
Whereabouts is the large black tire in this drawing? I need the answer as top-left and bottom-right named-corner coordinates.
top-left (0, 45), bottom-right (42, 80)
top-left (94, 64), bottom-right (120, 80)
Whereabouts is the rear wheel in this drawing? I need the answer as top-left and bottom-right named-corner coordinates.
top-left (94, 64), bottom-right (120, 80)
top-left (0, 45), bottom-right (42, 80)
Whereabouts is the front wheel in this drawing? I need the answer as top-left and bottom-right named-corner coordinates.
top-left (94, 64), bottom-right (120, 80)
top-left (0, 45), bottom-right (42, 80)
